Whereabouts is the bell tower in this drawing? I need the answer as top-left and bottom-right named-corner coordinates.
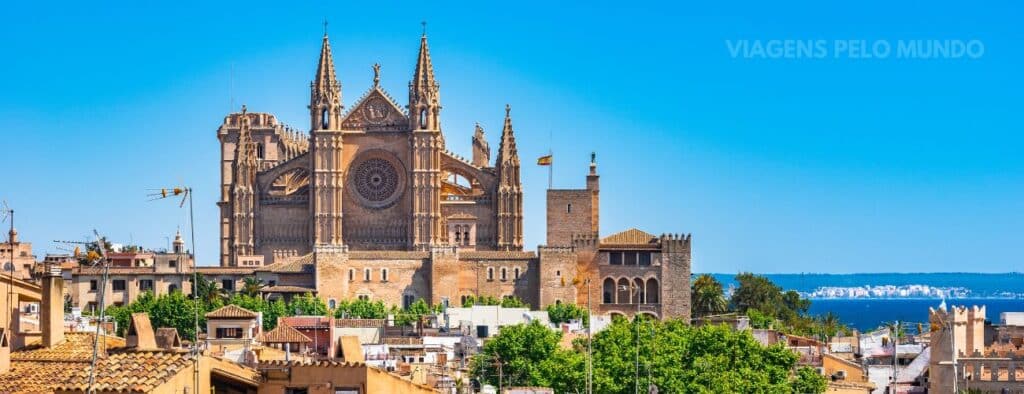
top-left (309, 31), bottom-right (345, 247)
top-left (409, 30), bottom-right (445, 249)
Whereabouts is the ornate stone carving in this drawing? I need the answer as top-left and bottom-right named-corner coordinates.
top-left (347, 151), bottom-right (406, 209)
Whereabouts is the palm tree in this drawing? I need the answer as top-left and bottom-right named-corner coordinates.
top-left (691, 274), bottom-right (728, 318)
top-left (241, 277), bottom-right (266, 297)
top-left (818, 312), bottom-right (840, 342)
top-left (194, 274), bottom-right (226, 304)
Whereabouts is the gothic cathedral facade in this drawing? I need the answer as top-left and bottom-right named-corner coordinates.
top-left (215, 32), bottom-right (691, 320)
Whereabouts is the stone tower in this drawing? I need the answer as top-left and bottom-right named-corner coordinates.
top-left (230, 106), bottom-right (258, 261)
top-left (409, 32), bottom-right (444, 249)
top-left (309, 33), bottom-right (346, 248)
top-left (495, 105), bottom-right (524, 250)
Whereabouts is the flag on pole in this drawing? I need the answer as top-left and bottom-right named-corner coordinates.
top-left (537, 154), bottom-right (553, 166)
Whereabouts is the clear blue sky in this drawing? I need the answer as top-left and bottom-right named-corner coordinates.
top-left (1, 1), bottom-right (1021, 273)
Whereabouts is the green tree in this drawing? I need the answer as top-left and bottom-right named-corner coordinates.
top-left (691, 274), bottom-right (729, 318)
top-left (500, 296), bottom-right (528, 309)
top-left (546, 302), bottom-right (589, 326)
top-left (792, 366), bottom-right (828, 394)
top-left (194, 274), bottom-right (226, 305)
top-left (394, 298), bottom-right (433, 326)
top-left (105, 291), bottom-right (206, 340)
top-left (289, 292), bottom-right (328, 316)
top-left (334, 298), bottom-right (388, 319)
top-left (240, 277), bottom-right (265, 297)
top-left (470, 320), bottom-right (569, 389)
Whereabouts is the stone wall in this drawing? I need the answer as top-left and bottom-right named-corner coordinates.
top-left (538, 246), bottom-right (577, 308)
top-left (546, 190), bottom-right (595, 247)
top-left (659, 234), bottom-right (692, 321)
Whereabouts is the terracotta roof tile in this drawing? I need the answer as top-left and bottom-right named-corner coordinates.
top-left (0, 333), bottom-right (194, 393)
top-left (600, 228), bottom-right (659, 246)
top-left (261, 285), bottom-right (315, 293)
top-left (257, 253), bottom-right (315, 273)
top-left (205, 304), bottom-right (259, 319)
top-left (257, 324), bottom-right (312, 344)
top-left (459, 250), bottom-right (536, 260)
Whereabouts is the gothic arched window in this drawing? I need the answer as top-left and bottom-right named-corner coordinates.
top-left (321, 108), bottom-right (329, 129)
top-left (419, 109), bottom-right (427, 128)
top-left (256, 143), bottom-right (265, 159)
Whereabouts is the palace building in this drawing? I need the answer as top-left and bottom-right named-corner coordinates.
top-left (209, 30), bottom-right (692, 319)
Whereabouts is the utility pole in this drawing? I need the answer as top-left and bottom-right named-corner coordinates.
top-left (586, 278), bottom-right (593, 394)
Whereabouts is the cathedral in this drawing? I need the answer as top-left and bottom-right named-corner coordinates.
top-left (215, 31), bottom-right (692, 320)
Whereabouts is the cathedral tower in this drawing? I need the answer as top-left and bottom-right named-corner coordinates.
top-left (231, 106), bottom-right (258, 260)
top-left (409, 32), bottom-right (444, 249)
top-left (496, 105), bottom-right (524, 250)
top-left (310, 33), bottom-right (345, 247)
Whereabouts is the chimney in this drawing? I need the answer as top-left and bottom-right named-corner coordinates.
top-left (41, 263), bottom-right (65, 348)
top-left (126, 313), bottom-right (157, 350)
top-left (0, 329), bottom-right (10, 374)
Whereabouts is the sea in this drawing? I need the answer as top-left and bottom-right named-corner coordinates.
top-left (708, 273), bottom-right (1024, 332)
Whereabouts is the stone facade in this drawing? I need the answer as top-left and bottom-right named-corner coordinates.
top-left (64, 31), bottom-right (694, 321)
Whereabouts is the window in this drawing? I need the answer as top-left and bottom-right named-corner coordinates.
top-left (609, 252), bottom-right (622, 265)
top-left (357, 294), bottom-right (370, 301)
top-left (328, 299), bottom-right (337, 309)
top-left (624, 252), bottom-right (638, 265)
top-left (364, 268), bottom-right (371, 282)
top-left (381, 268), bottom-right (389, 282)
top-left (286, 389), bottom-right (309, 394)
top-left (321, 108), bottom-right (329, 129)
top-left (487, 267), bottom-right (494, 281)
top-left (268, 280), bottom-right (277, 286)
top-left (556, 270), bottom-right (561, 277)
top-left (139, 280), bottom-right (154, 292)
top-left (461, 295), bottom-right (471, 306)
top-left (513, 268), bottom-right (520, 280)
top-left (168, 260), bottom-right (177, 268)
top-left (441, 297), bottom-right (450, 308)
top-left (168, 284), bottom-right (178, 293)
top-left (112, 280), bottom-right (126, 292)
top-left (500, 268), bottom-right (507, 281)
top-left (89, 280), bottom-right (98, 291)
top-left (216, 327), bottom-right (243, 339)
top-left (221, 279), bottom-right (235, 291)
top-left (256, 143), bottom-right (265, 159)
top-left (567, 203), bottom-right (572, 213)
top-left (348, 269), bottom-right (354, 282)
top-left (86, 302), bottom-right (98, 313)
top-left (639, 252), bottom-right (652, 266)
top-left (403, 294), bottom-right (415, 309)
top-left (112, 302), bottom-right (123, 307)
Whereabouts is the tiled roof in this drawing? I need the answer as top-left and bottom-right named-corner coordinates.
top-left (205, 304), bottom-right (259, 319)
top-left (261, 285), bottom-right (315, 293)
top-left (281, 316), bottom-right (333, 328)
top-left (195, 266), bottom-right (258, 275)
top-left (0, 352), bottom-right (193, 393)
top-left (347, 251), bottom-right (430, 260)
top-left (155, 328), bottom-right (182, 349)
top-left (335, 318), bottom-right (386, 328)
top-left (258, 324), bottom-right (312, 344)
top-left (13, 332), bottom-right (125, 362)
top-left (600, 228), bottom-right (659, 246)
top-left (0, 332), bottom-right (196, 393)
top-left (257, 253), bottom-right (315, 273)
top-left (460, 250), bottom-right (536, 260)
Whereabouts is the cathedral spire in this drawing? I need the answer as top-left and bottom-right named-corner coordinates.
top-left (496, 104), bottom-right (519, 167)
top-left (495, 104), bottom-right (523, 250)
top-left (409, 30), bottom-right (440, 130)
top-left (310, 32), bottom-right (343, 131)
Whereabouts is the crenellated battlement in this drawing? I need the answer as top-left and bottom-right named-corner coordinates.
top-left (660, 233), bottom-right (692, 253)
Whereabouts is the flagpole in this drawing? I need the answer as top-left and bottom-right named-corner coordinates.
top-left (548, 149), bottom-right (553, 189)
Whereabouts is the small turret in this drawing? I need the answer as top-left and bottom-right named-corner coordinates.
top-left (472, 123), bottom-right (490, 167)
top-left (172, 229), bottom-right (185, 254)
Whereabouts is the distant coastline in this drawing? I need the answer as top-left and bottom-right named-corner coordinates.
top-left (707, 272), bottom-right (1024, 300)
